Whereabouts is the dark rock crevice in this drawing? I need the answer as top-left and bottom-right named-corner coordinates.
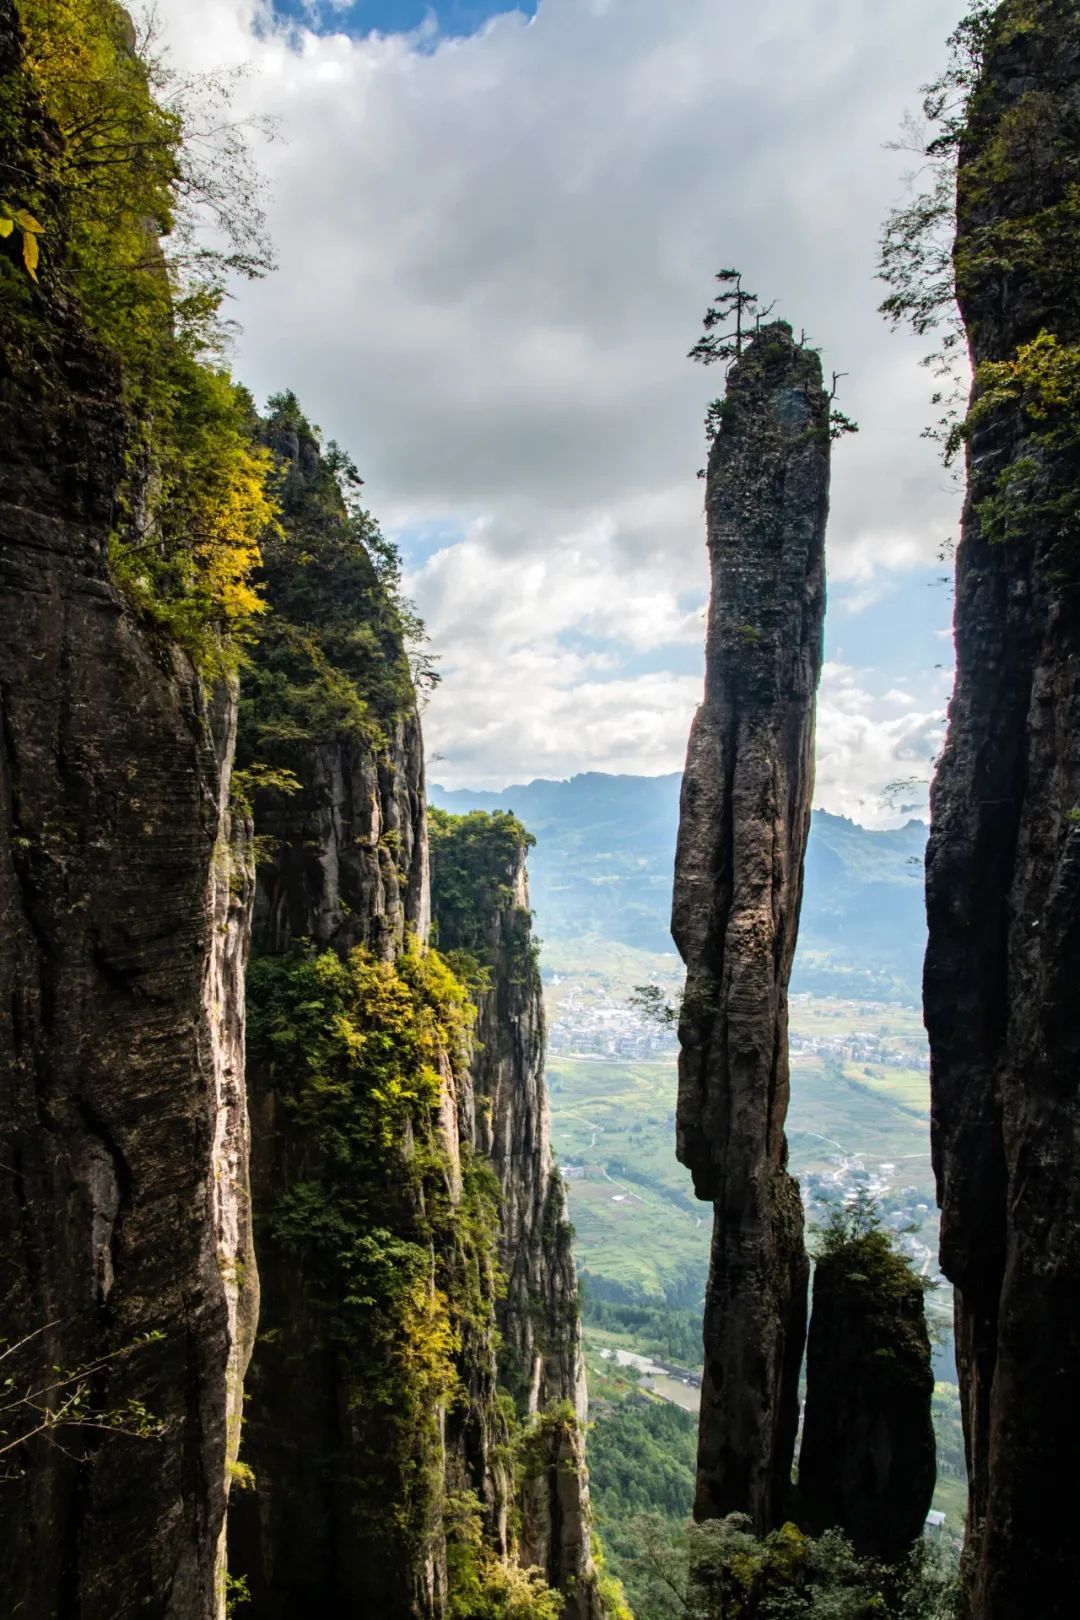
top-left (924, 4), bottom-right (1080, 1614)
top-left (673, 324), bottom-right (829, 1534)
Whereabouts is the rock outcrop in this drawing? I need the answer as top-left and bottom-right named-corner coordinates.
top-left (0, 6), bottom-right (256, 1614)
top-left (227, 414), bottom-right (459, 1617)
top-left (797, 1227), bottom-right (935, 1561)
top-left (672, 323), bottom-right (829, 1531)
top-left (923, 3), bottom-right (1080, 1614)
top-left (230, 416), bottom-right (604, 1619)
top-left (430, 810), bottom-right (604, 1620)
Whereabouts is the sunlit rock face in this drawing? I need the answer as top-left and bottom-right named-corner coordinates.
top-left (924, 4), bottom-right (1080, 1615)
top-left (672, 322), bottom-right (829, 1533)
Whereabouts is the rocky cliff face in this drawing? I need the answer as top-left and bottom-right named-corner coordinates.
top-left (672, 323), bottom-right (828, 1532)
top-left (431, 812), bottom-right (604, 1620)
top-left (229, 420), bottom-right (600, 1619)
top-left (227, 416), bottom-right (462, 1617)
top-left (797, 1232), bottom-right (935, 1561)
top-left (924, 3), bottom-right (1080, 1614)
top-left (0, 7), bottom-right (255, 1615)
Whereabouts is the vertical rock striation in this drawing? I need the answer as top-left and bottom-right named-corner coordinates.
top-left (227, 414), bottom-right (452, 1618)
top-left (924, 3), bottom-right (1080, 1613)
top-left (0, 8), bottom-right (255, 1615)
top-left (431, 811), bottom-right (605, 1620)
top-left (672, 323), bottom-right (829, 1532)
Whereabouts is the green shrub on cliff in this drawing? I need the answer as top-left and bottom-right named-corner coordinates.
top-left (446, 1490), bottom-right (564, 1620)
top-left (623, 1513), bottom-right (957, 1620)
top-left (246, 939), bottom-right (498, 1547)
top-left (880, 0), bottom-right (1080, 553)
top-left (429, 808), bottom-right (537, 966)
top-left (812, 1188), bottom-right (933, 1329)
top-left (3, 0), bottom-right (276, 669)
top-left (238, 392), bottom-right (431, 762)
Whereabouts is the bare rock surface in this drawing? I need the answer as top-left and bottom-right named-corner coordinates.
top-left (0, 9), bottom-right (254, 1613)
top-left (925, 4), bottom-right (1080, 1613)
top-left (438, 843), bottom-right (604, 1619)
top-left (672, 323), bottom-right (829, 1531)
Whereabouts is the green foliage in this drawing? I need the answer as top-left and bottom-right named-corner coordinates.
top-left (106, 365), bottom-right (277, 673)
top-left (630, 982), bottom-right (680, 1028)
top-left (689, 269), bottom-right (773, 368)
top-left (446, 1490), bottom-right (565, 1619)
top-left (429, 808), bottom-right (537, 967)
top-left (810, 1190), bottom-right (933, 1377)
top-left (813, 1189), bottom-right (929, 1291)
top-left (246, 939), bottom-right (500, 1548)
top-left (0, 1324), bottom-right (166, 1472)
top-left (587, 1393), bottom-right (696, 1608)
top-left (878, 3), bottom-right (998, 451)
top-left (591, 1532), bottom-right (635, 1620)
top-left (623, 1514), bottom-right (958, 1620)
top-left (223, 1571), bottom-right (251, 1616)
top-left (3, 0), bottom-right (276, 668)
top-left (226, 1458), bottom-right (256, 1491)
top-left (229, 762), bottom-right (302, 818)
top-left (582, 1298), bottom-right (702, 1366)
top-left (881, 0), bottom-right (1080, 522)
top-left (688, 271), bottom-right (857, 452)
top-left (965, 332), bottom-right (1080, 544)
top-left (238, 391), bottom-right (433, 769)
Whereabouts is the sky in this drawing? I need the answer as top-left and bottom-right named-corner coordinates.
top-left (153, 0), bottom-right (968, 825)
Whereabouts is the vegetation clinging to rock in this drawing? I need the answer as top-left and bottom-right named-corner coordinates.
top-left (880, 0), bottom-right (1080, 552)
top-left (4, 0), bottom-right (278, 670)
top-left (430, 808), bottom-right (538, 967)
top-left (245, 940), bottom-right (490, 1552)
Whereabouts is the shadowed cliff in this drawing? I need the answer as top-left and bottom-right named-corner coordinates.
top-left (430, 808), bottom-right (610, 1620)
top-left (0, 5), bottom-right (256, 1612)
top-left (921, 2), bottom-right (1080, 1613)
top-left (672, 322), bottom-right (828, 1532)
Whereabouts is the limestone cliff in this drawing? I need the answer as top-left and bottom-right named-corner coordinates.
top-left (227, 408), bottom-right (466, 1617)
top-left (672, 323), bottom-right (828, 1531)
top-left (229, 412), bottom-right (597, 1619)
top-left (430, 809), bottom-right (605, 1620)
top-left (923, 2), bottom-right (1080, 1613)
top-left (0, 4), bottom-right (256, 1614)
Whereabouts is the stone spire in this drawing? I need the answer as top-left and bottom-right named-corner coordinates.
top-left (672, 322), bottom-right (829, 1530)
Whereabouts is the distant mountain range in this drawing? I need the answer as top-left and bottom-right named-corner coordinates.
top-left (429, 773), bottom-right (928, 1003)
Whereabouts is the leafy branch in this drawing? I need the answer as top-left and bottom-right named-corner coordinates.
top-left (0, 1322), bottom-right (166, 1479)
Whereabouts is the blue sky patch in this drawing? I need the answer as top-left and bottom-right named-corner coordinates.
top-left (827, 568), bottom-right (953, 700)
top-left (271, 0), bottom-right (536, 40)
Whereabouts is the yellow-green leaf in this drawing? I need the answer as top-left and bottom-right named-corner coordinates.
top-left (0, 217), bottom-right (13, 238)
top-left (22, 230), bottom-right (39, 281)
top-left (13, 209), bottom-right (44, 234)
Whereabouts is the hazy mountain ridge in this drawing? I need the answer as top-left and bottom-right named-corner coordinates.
top-left (430, 773), bottom-right (928, 1001)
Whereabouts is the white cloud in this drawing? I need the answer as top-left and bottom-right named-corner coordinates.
top-left (813, 664), bottom-right (943, 826)
top-left (152, 0), bottom-right (967, 809)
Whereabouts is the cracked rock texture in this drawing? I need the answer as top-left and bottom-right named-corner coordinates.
top-left (672, 324), bottom-right (828, 1532)
top-left (924, 4), bottom-right (1080, 1614)
top-left (0, 8), bottom-right (255, 1614)
top-left (435, 842), bottom-right (604, 1620)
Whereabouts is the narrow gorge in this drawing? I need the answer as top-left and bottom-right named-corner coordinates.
top-left (0, 4), bottom-right (610, 1614)
top-left (5, 0), bottom-right (1080, 1615)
